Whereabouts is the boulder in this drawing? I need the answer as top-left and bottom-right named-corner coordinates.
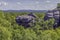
top-left (16, 13), bottom-right (37, 27)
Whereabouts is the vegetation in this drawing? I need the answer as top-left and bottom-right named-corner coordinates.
top-left (0, 10), bottom-right (60, 40)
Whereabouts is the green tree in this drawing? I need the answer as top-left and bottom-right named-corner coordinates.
top-left (0, 27), bottom-right (12, 40)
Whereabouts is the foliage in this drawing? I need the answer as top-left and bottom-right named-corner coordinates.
top-left (0, 11), bottom-right (60, 40)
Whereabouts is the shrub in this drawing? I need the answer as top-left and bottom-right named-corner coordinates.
top-left (0, 27), bottom-right (12, 40)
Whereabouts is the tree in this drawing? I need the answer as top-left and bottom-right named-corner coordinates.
top-left (0, 27), bottom-right (12, 40)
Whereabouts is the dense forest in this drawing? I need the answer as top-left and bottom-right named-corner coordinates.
top-left (0, 10), bottom-right (60, 40)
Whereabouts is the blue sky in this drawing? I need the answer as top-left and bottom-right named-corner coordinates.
top-left (0, 0), bottom-right (60, 10)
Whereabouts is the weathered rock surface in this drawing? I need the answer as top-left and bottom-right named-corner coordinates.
top-left (44, 10), bottom-right (60, 29)
top-left (16, 13), bottom-right (37, 27)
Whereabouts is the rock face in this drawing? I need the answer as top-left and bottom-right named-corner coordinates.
top-left (44, 11), bottom-right (53, 21)
top-left (44, 10), bottom-right (60, 29)
top-left (16, 13), bottom-right (37, 27)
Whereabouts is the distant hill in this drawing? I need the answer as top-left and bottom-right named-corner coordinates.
top-left (3, 10), bottom-right (47, 12)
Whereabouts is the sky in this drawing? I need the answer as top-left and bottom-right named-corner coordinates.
top-left (0, 0), bottom-right (60, 10)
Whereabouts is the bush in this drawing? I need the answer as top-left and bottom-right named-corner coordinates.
top-left (0, 10), bottom-right (60, 40)
top-left (0, 27), bottom-right (12, 40)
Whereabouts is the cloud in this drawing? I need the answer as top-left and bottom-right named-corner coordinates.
top-left (0, 2), bottom-right (2, 5)
top-left (46, 0), bottom-right (51, 3)
top-left (3, 2), bottom-right (7, 6)
top-left (35, 1), bottom-right (39, 4)
top-left (17, 2), bottom-right (21, 5)
top-left (0, 2), bottom-right (8, 6)
top-left (0, 0), bottom-right (58, 10)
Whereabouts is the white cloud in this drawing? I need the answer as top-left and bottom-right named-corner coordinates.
top-left (3, 2), bottom-right (8, 6)
top-left (0, 2), bottom-right (2, 5)
top-left (0, 2), bottom-right (8, 6)
top-left (46, 0), bottom-right (51, 3)
top-left (35, 1), bottom-right (39, 4)
top-left (2, 2), bottom-right (8, 6)
top-left (17, 2), bottom-right (21, 5)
